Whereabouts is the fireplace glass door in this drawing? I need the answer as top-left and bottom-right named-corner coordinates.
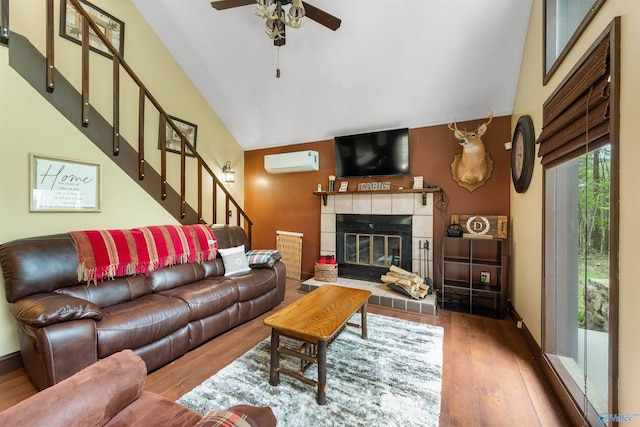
top-left (344, 233), bottom-right (401, 268)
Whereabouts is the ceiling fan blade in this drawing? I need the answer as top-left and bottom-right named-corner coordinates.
top-left (211, 0), bottom-right (255, 11)
top-left (302, 2), bottom-right (341, 31)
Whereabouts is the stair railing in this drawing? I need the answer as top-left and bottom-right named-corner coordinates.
top-left (43, 0), bottom-right (252, 241)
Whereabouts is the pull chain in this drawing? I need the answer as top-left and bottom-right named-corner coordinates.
top-left (276, 46), bottom-right (281, 78)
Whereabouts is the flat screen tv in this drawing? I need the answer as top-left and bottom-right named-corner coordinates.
top-left (334, 128), bottom-right (409, 178)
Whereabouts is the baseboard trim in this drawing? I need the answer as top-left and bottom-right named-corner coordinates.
top-left (0, 351), bottom-right (22, 375)
top-left (507, 302), bottom-right (588, 426)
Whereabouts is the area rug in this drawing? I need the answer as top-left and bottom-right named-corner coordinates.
top-left (177, 313), bottom-right (443, 426)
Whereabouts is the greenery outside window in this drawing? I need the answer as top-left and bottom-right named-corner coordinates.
top-left (544, 146), bottom-right (613, 424)
top-left (544, 0), bottom-right (607, 84)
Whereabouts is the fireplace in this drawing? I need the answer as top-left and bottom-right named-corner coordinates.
top-left (336, 214), bottom-right (412, 281)
top-left (319, 191), bottom-right (434, 286)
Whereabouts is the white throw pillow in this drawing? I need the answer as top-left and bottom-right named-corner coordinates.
top-left (218, 245), bottom-right (251, 277)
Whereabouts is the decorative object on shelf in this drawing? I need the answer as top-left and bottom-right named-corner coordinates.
top-left (447, 223), bottom-right (464, 237)
top-left (60, 0), bottom-right (125, 59)
top-left (160, 115), bottom-right (197, 157)
top-left (357, 182), bottom-right (390, 191)
top-left (448, 110), bottom-right (494, 192)
top-left (29, 153), bottom-right (101, 212)
top-left (329, 175), bottom-right (335, 192)
top-left (511, 115), bottom-right (535, 193)
top-left (338, 181), bottom-right (348, 192)
top-left (480, 272), bottom-right (491, 283)
top-left (222, 161), bottom-right (235, 183)
top-left (450, 214), bottom-right (508, 239)
top-left (413, 176), bottom-right (424, 189)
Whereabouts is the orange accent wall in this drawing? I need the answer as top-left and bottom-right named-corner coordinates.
top-left (244, 116), bottom-right (512, 287)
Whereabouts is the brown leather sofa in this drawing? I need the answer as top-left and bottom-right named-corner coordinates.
top-left (0, 225), bottom-right (286, 390)
top-left (0, 349), bottom-right (277, 427)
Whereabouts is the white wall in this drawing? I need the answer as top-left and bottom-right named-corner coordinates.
top-left (511, 0), bottom-right (640, 419)
top-left (0, 0), bottom-right (244, 358)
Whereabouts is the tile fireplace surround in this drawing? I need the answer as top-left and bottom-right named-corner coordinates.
top-left (308, 191), bottom-right (437, 316)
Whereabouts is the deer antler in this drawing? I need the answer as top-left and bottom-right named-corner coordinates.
top-left (485, 108), bottom-right (493, 126)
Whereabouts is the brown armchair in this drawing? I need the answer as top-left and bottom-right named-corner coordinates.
top-left (0, 349), bottom-right (276, 427)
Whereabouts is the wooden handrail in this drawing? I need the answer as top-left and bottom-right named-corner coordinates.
top-left (138, 87), bottom-right (145, 180)
top-left (80, 12), bottom-right (89, 126)
top-left (112, 56), bottom-right (120, 156)
top-left (44, 0), bottom-right (252, 238)
top-left (45, 0), bottom-right (54, 92)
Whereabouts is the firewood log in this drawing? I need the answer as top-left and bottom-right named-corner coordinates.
top-left (382, 275), bottom-right (408, 288)
top-left (387, 266), bottom-right (429, 291)
top-left (389, 265), bottom-right (423, 283)
top-left (386, 279), bottom-right (429, 299)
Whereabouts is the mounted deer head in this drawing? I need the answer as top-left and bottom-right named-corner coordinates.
top-left (448, 110), bottom-right (494, 192)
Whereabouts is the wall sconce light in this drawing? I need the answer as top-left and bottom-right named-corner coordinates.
top-left (222, 161), bottom-right (235, 183)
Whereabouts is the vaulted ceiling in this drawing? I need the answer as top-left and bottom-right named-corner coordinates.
top-left (131, 0), bottom-right (532, 150)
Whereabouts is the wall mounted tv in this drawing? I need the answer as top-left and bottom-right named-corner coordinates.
top-left (334, 127), bottom-right (409, 178)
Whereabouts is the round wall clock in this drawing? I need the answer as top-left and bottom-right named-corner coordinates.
top-left (511, 115), bottom-right (535, 193)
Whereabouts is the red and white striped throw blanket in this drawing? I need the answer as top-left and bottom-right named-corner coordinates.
top-left (69, 224), bottom-right (218, 283)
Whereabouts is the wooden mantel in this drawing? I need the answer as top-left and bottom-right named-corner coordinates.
top-left (313, 186), bottom-right (442, 206)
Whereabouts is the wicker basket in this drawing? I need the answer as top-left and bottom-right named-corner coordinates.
top-left (314, 262), bottom-right (338, 282)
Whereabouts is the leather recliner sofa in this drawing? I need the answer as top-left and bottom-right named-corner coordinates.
top-left (0, 349), bottom-right (277, 427)
top-left (0, 225), bottom-right (286, 390)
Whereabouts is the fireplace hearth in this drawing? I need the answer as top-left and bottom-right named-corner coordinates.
top-left (336, 214), bottom-right (412, 281)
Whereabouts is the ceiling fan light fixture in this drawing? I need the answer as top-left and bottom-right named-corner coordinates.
top-left (265, 19), bottom-right (285, 40)
top-left (286, 0), bottom-right (305, 28)
top-left (255, 0), bottom-right (277, 21)
top-left (256, 0), bottom-right (304, 33)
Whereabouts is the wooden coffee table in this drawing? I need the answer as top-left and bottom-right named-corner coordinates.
top-left (263, 284), bottom-right (372, 404)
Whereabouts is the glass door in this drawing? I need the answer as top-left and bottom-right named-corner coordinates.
top-left (544, 145), bottom-right (611, 424)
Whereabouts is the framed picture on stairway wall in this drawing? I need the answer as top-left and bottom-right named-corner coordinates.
top-left (160, 115), bottom-right (198, 157)
top-left (60, 0), bottom-right (125, 59)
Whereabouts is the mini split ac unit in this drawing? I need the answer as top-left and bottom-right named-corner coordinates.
top-left (264, 150), bottom-right (319, 173)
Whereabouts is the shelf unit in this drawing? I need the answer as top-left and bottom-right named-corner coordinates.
top-left (313, 187), bottom-right (441, 206)
top-left (441, 236), bottom-right (506, 318)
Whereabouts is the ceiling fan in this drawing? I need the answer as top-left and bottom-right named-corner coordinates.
top-left (211, 0), bottom-right (341, 46)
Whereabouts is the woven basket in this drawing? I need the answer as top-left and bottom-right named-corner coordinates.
top-left (314, 262), bottom-right (338, 282)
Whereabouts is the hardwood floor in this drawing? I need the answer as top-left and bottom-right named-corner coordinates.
top-left (0, 279), bottom-right (569, 426)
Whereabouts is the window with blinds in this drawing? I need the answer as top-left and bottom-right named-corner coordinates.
top-left (537, 33), bottom-right (611, 166)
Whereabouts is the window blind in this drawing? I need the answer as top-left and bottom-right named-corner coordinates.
top-left (537, 36), bottom-right (610, 166)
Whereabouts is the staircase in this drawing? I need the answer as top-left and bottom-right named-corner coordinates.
top-left (3, 0), bottom-right (252, 241)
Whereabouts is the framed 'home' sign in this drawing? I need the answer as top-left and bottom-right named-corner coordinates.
top-left (30, 154), bottom-right (102, 212)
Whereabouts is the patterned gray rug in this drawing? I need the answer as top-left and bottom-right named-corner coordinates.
top-left (177, 313), bottom-right (443, 426)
